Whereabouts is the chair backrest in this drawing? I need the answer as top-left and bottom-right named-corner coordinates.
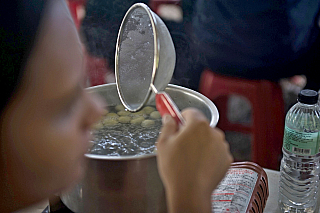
top-left (67, 0), bottom-right (87, 29)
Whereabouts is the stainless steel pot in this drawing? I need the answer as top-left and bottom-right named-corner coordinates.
top-left (61, 83), bottom-right (219, 213)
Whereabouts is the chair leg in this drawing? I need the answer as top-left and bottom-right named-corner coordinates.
top-left (264, 82), bottom-right (284, 170)
top-left (215, 96), bottom-right (230, 130)
top-left (251, 81), bottom-right (284, 170)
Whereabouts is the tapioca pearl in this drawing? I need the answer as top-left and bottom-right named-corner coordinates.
top-left (118, 116), bottom-right (132, 123)
top-left (115, 104), bottom-right (125, 111)
top-left (130, 111), bottom-right (146, 118)
top-left (141, 119), bottom-right (155, 127)
top-left (92, 121), bottom-right (104, 130)
top-left (143, 106), bottom-right (155, 115)
top-left (88, 141), bottom-right (95, 149)
top-left (103, 119), bottom-right (119, 126)
top-left (102, 109), bottom-right (109, 116)
top-left (106, 113), bottom-right (119, 120)
top-left (130, 116), bottom-right (145, 125)
top-left (139, 141), bottom-right (151, 148)
top-left (117, 110), bottom-right (131, 116)
top-left (150, 111), bottom-right (161, 119)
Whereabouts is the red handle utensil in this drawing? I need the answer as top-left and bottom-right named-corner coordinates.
top-left (155, 92), bottom-right (185, 125)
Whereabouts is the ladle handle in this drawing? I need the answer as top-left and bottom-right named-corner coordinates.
top-left (155, 92), bottom-right (185, 125)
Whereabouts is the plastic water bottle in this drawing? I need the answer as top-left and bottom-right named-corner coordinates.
top-left (279, 89), bottom-right (320, 213)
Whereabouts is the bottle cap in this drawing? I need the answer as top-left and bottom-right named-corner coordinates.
top-left (298, 89), bottom-right (319, 104)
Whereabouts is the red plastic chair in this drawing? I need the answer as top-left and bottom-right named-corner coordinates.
top-left (199, 69), bottom-right (285, 170)
top-left (149, 0), bottom-right (181, 13)
top-left (67, 0), bottom-right (111, 86)
top-left (84, 52), bottom-right (110, 86)
top-left (67, 0), bottom-right (87, 29)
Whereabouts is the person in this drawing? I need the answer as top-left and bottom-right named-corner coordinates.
top-left (0, 0), bottom-right (233, 212)
top-left (191, 0), bottom-right (320, 91)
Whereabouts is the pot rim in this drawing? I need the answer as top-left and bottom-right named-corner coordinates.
top-left (86, 83), bottom-right (218, 127)
top-left (85, 152), bottom-right (156, 160)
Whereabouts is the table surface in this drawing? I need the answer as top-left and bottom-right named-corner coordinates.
top-left (15, 168), bottom-right (317, 213)
top-left (263, 169), bottom-right (281, 213)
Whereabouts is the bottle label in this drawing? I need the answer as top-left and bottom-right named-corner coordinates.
top-left (212, 168), bottom-right (258, 213)
top-left (283, 125), bottom-right (320, 155)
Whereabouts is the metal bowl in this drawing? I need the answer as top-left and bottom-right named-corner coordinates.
top-left (61, 83), bottom-right (219, 213)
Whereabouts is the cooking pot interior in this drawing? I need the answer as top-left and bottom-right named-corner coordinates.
top-left (88, 83), bottom-right (218, 128)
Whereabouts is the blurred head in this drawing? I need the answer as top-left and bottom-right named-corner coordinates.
top-left (0, 0), bottom-right (104, 211)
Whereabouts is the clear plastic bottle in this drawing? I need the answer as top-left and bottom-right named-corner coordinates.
top-left (279, 89), bottom-right (320, 213)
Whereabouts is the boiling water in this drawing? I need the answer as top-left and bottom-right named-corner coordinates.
top-left (89, 105), bottom-right (162, 156)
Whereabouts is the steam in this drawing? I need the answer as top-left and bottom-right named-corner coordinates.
top-left (80, 0), bottom-right (201, 90)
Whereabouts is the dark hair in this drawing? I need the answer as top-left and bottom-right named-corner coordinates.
top-left (0, 0), bottom-right (46, 114)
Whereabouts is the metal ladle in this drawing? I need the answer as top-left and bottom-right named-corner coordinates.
top-left (115, 3), bottom-right (184, 124)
